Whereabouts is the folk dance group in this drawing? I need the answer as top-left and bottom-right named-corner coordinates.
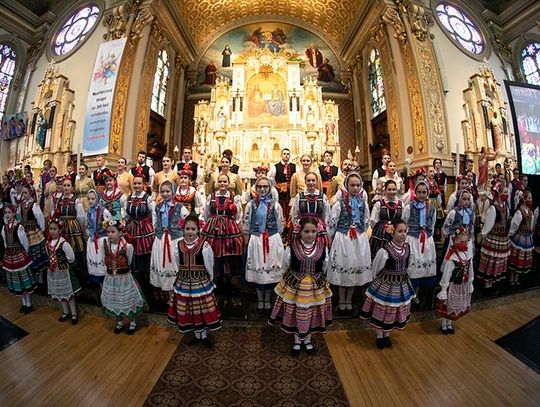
top-left (1, 147), bottom-right (538, 354)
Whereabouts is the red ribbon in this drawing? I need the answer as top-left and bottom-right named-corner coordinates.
top-left (348, 225), bottom-right (358, 240)
top-left (162, 229), bottom-right (171, 268)
top-left (262, 230), bottom-right (270, 263)
top-left (420, 228), bottom-right (426, 254)
top-left (93, 232), bottom-right (99, 253)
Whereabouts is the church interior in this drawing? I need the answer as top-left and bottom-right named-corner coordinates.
top-left (1, 0), bottom-right (540, 406)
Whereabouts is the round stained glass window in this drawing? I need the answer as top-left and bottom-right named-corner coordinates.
top-left (435, 3), bottom-right (486, 56)
top-left (52, 5), bottom-right (101, 57)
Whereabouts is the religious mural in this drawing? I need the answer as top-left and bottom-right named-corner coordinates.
top-left (191, 22), bottom-right (345, 95)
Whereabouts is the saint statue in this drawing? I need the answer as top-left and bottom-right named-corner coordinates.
top-left (221, 45), bottom-right (232, 68)
top-left (325, 116), bottom-right (336, 144)
top-left (306, 106), bottom-right (316, 130)
top-left (217, 106), bottom-right (226, 130)
top-left (196, 115), bottom-right (208, 144)
top-left (36, 113), bottom-right (47, 150)
top-left (490, 111), bottom-right (503, 152)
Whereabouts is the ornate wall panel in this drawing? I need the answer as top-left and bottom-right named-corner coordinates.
top-left (379, 38), bottom-right (401, 160)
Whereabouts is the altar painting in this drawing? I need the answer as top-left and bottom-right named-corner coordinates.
top-left (245, 73), bottom-right (288, 129)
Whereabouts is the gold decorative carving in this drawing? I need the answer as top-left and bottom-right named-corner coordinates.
top-left (369, 19), bottom-right (385, 43)
top-left (379, 41), bottom-right (401, 160)
top-left (492, 36), bottom-right (512, 60)
top-left (151, 21), bottom-right (165, 43)
top-left (130, 7), bottom-right (154, 45)
top-left (382, 7), bottom-right (407, 45)
top-left (174, 53), bottom-right (184, 73)
top-left (176, 0), bottom-right (365, 47)
top-left (407, 3), bottom-right (428, 42)
top-left (135, 40), bottom-right (159, 154)
top-left (402, 43), bottom-right (426, 154)
top-left (103, 3), bottom-right (130, 40)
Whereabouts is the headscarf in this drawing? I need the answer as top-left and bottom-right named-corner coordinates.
top-left (413, 180), bottom-right (429, 227)
top-left (159, 181), bottom-right (175, 228)
top-left (254, 176), bottom-right (272, 233)
top-left (86, 189), bottom-right (102, 238)
top-left (455, 189), bottom-right (472, 225)
top-left (345, 173), bottom-right (364, 225)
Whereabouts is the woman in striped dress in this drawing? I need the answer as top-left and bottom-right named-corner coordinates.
top-left (2, 204), bottom-right (37, 313)
top-left (361, 219), bottom-right (414, 349)
top-left (370, 179), bottom-right (403, 260)
top-left (477, 181), bottom-right (510, 290)
top-left (124, 176), bottom-right (155, 292)
top-left (269, 216), bottom-right (332, 356)
top-left (508, 190), bottom-right (536, 286)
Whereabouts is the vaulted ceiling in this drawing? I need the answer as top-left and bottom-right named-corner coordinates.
top-left (176, 0), bottom-right (365, 50)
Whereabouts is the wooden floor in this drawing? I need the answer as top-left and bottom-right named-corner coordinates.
top-left (1, 289), bottom-right (539, 407)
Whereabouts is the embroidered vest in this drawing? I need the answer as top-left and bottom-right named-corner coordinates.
top-left (103, 239), bottom-right (130, 274)
top-left (154, 202), bottom-right (184, 240)
top-left (248, 201), bottom-right (279, 236)
top-left (127, 193), bottom-right (151, 219)
top-left (407, 203), bottom-right (435, 238)
top-left (336, 195), bottom-right (367, 233)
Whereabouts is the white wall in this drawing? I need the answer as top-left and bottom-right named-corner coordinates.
top-left (430, 22), bottom-right (510, 155)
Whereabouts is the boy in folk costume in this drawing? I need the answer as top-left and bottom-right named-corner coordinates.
top-left (46, 218), bottom-right (81, 325)
top-left (100, 220), bottom-right (147, 334)
top-left (361, 220), bottom-right (414, 349)
top-left (171, 215), bottom-right (221, 347)
top-left (2, 204), bottom-right (38, 313)
top-left (328, 173), bottom-right (372, 316)
top-left (477, 181), bottom-right (510, 291)
top-left (508, 190), bottom-right (537, 286)
top-left (436, 227), bottom-right (474, 334)
top-left (243, 176), bottom-right (285, 312)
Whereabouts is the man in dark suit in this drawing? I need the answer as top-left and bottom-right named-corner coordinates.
top-left (175, 146), bottom-right (201, 186)
top-left (92, 155), bottom-right (114, 193)
top-left (268, 148), bottom-right (296, 221)
top-left (130, 150), bottom-right (155, 191)
top-left (318, 150), bottom-right (340, 198)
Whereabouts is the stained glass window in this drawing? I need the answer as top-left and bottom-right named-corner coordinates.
top-left (0, 43), bottom-right (16, 119)
top-left (436, 3), bottom-right (485, 55)
top-left (521, 42), bottom-right (540, 85)
top-left (52, 5), bottom-right (100, 56)
top-left (368, 49), bottom-right (386, 118)
top-left (151, 49), bottom-right (170, 117)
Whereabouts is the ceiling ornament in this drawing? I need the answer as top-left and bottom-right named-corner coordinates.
top-left (176, 0), bottom-right (364, 48)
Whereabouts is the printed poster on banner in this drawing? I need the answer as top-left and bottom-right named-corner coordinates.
top-left (83, 37), bottom-right (127, 156)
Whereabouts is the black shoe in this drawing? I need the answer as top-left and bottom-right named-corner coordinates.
top-left (19, 305), bottom-right (26, 313)
top-left (447, 326), bottom-right (455, 335)
top-left (58, 314), bottom-right (70, 322)
top-left (114, 325), bottom-right (124, 334)
top-left (376, 338), bottom-right (385, 350)
top-left (440, 326), bottom-right (449, 335)
top-left (305, 342), bottom-right (317, 355)
top-left (185, 336), bottom-right (200, 346)
top-left (201, 337), bottom-right (213, 349)
top-left (337, 307), bottom-right (346, 316)
top-left (127, 325), bottom-right (137, 335)
top-left (291, 344), bottom-right (302, 356)
top-left (71, 316), bottom-right (78, 325)
top-left (167, 315), bottom-right (177, 325)
top-left (23, 306), bottom-right (33, 314)
top-left (383, 336), bottom-right (392, 348)
top-left (346, 307), bottom-right (354, 317)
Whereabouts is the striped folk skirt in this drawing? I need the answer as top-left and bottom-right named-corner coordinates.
top-left (360, 271), bottom-right (415, 332)
top-left (171, 270), bottom-right (221, 333)
top-left (4, 246), bottom-right (37, 296)
top-left (101, 273), bottom-right (147, 321)
top-left (202, 216), bottom-right (243, 258)
top-left (269, 274), bottom-right (333, 339)
top-left (124, 217), bottom-right (155, 255)
top-left (24, 222), bottom-right (48, 274)
top-left (436, 281), bottom-right (472, 321)
top-left (48, 265), bottom-right (81, 301)
top-left (478, 230), bottom-right (510, 283)
top-left (508, 232), bottom-right (534, 274)
top-left (61, 217), bottom-right (86, 253)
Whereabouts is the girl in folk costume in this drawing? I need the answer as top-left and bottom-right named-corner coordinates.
top-left (242, 166), bottom-right (279, 204)
top-left (201, 173), bottom-right (244, 294)
top-left (175, 164), bottom-right (204, 215)
top-left (269, 216), bottom-right (332, 355)
top-left (171, 215), bottom-right (221, 346)
top-left (361, 220), bottom-right (415, 349)
top-left (508, 190), bottom-right (537, 285)
top-left (86, 190), bottom-right (111, 285)
top-left (446, 175), bottom-right (473, 211)
top-left (370, 179), bottom-right (403, 260)
top-left (124, 176), bottom-right (155, 291)
top-left (150, 180), bottom-right (189, 297)
top-left (205, 156), bottom-right (243, 197)
top-left (100, 220), bottom-right (146, 334)
top-left (328, 173), bottom-right (372, 316)
top-left (289, 154), bottom-right (323, 198)
top-left (74, 164), bottom-right (96, 212)
top-left (477, 181), bottom-right (510, 289)
top-left (291, 171), bottom-right (331, 247)
top-left (402, 181), bottom-right (437, 298)
top-left (116, 157), bottom-right (134, 198)
top-left (436, 227), bottom-right (474, 334)
top-left (2, 205), bottom-right (38, 313)
top-left (47, 176), bottom-right (65, 218)
top-left (55, 178), bottom-right (87, 282)
top-left (101, 173), bottom-right (126, 223)
top-left (152, 156), bottom-right (181, 204)
top-left (426, 166), bottom-right (444, 241)
top-left (440, 190), bottom-right (475, 266)
top-left (46, 218), bottom-right (81, 325)
top-left (373, 161), bottom-right (405, 202)
top-left (243, 176), bottom-right (285, 312)
top-left (18, 184), bottom-right (48, 285)
top-left (42, 166), bottom-right (58, 220)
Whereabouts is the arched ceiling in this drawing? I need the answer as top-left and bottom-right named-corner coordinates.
top-left (177, 0), bottom-right (365, 50)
